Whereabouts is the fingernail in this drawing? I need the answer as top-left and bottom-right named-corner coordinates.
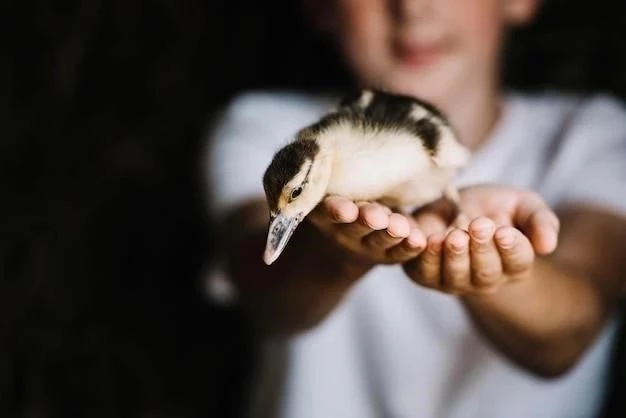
top-left (537, 226), bottom-right (558, 254)
top-left (406, 239), bottom-right (423, 251)
top-left (428, 235), bottom-right (444, 250)
top-left (473, 228), bottom-right (490, 241)
top-left (447, 237), bottom-right (468, 253)
top-left (404, 241), bottom-right (422, 252)
top-left (335, 213), bottom-right (351, 223)
top-left (407, 229), bottom-right (425, 248)
top-left (497, 233), bottom-right (515, 249)
top-left (365, 219), bottom-right (387, 230)
top-left (387, 229), bottom-right (404, 239)
top-left (471, 218), bottom-right (494, 240)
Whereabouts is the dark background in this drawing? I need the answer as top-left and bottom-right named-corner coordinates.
top-left (1, 0), bottom-right (626, 417)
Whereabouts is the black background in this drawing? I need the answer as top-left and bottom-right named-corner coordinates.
top-left (2, 0), bottom-right (626, 417)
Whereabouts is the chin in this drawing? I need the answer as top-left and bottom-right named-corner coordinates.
top-left (376, 75), bottom-right (442, 104)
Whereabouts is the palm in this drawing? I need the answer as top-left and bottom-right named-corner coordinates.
top-left (415, 184), bottom-right (559, 255)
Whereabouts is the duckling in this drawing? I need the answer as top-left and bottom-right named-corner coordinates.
top-left (262, 89), bottom-right (471, 265)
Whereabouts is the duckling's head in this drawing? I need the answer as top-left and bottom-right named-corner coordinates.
top-left (262, 136), bottom-right (332, 265)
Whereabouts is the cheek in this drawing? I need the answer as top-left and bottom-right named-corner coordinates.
top-left (334, 0), bottom-right (392, 75)
top-left (277, 194), bottom-right (289, 212)
top-left (446, 0), bottom-right (505, 65)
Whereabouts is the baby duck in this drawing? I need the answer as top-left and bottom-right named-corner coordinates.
top-left (262, 89), bottom-right (471, 265)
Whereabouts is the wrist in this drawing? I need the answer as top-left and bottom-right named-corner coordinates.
top-left (461, 268), bottom-right (536, 307)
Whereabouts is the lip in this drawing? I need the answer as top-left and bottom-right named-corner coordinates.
top-left (393, 39), bottom-right (446, 67)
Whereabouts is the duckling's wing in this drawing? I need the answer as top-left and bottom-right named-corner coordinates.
top-left (337, 89), bottom-right (472, 168)
top-left (428, 123), bottom-right (471, 168)
top-left (338, 89), bottom-right (376, 110)
top-left (404, 100), bottom-right (471, 169)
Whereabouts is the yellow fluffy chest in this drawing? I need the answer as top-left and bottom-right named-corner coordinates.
top-left (325, 130), bottom-right (440, 204)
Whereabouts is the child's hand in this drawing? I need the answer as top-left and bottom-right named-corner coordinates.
top-left (307, 196), bottom-right (427, 265)
top-left (403, 185), bottom-right (560, 296)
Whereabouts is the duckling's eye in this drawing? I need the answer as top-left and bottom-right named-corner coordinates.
top-left (290, 187), bottom-right (303, 200)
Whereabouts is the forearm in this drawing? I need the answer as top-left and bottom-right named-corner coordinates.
top-left (462, 258), bottom-right (613, 377)
top-left (224, 203), bottom-right (371, 337)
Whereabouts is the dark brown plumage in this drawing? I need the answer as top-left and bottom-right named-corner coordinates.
top-left (263, 138), bottom-right (319, 212)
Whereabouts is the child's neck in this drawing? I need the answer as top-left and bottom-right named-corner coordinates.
top-left (441, 84), bottom-right (502, 152)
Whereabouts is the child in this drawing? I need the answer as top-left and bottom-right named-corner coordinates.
top-left (207, 1), bottom-right (626, 417)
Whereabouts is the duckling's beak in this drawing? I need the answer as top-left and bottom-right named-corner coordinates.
top-left (263, 212), bottom-right (301, 265)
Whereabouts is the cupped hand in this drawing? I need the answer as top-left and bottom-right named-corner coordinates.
top-left (307, 195), bottom-right (427, 265)
top-left (403, 185), bottom-right (560, 296)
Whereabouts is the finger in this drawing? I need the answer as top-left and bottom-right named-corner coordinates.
top-left (528, 209), bottom-right (559, 255)
top-left (359, 202), bottom-right (391, 230)
top-left (357, 201), bottom-right (392, 215)
top-left (487, 210), bottom-right (512, 228)
top-left (335, 202), bottom-right (389, 239)
top-left (387, 228), bottom-right (427, 262)
top-left (310, 195), bottom-right (359, 224)
top-left (495, 226), bottom-right (535, 278)
top-left (362, 214), bottom-right (410, 249)
top-left (415, 234), bottom-right (445, 288)
top-left (387, 213), bottom-right (412, 238)
top-left (442, 229), bottom-right (471, 293)
top-left (513, 193), bottom-right (560, 255)
top-left (468, 217), bottom-right (503, 288)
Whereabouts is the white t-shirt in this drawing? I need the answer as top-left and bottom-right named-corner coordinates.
top-left (206, 90), bottom-right (626, 418)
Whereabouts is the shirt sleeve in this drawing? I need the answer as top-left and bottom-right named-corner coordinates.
top-left (205, 95), bottom-right (283, 222)
top-left (204, 91), bottom-right (331, 221)
top-left (547, 95), bottom-right (626, 215)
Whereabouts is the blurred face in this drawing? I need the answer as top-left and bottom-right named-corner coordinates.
top-left (321, 0), bottom-right (537, 107)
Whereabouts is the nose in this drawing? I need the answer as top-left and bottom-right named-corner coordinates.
top-left (390, 0), bottom-right (431, 23)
